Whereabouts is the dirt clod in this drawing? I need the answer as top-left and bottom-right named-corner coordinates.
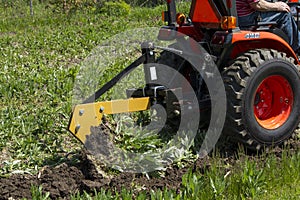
top-left (1, 135), bottom-right (300, 199)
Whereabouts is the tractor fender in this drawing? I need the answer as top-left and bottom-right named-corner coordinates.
top-left (222, 30), bottom-right (299, 66)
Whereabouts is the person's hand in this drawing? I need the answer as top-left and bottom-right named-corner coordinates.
top-left (275, 2), bottom-right (290, 12)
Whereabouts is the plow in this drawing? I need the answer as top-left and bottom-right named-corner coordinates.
top-left (68, 0), bottom-right (300, 170)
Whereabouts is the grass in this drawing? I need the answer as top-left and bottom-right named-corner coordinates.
top-left (0, 1), bottom-right (300, 199)
top-left (66, 150), bottom-right (300, 200)
top-left (0, 2), bottom-right (168, 174)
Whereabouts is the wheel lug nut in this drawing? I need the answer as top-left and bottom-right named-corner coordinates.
top-left (285, 98), bottom-right (289, 103)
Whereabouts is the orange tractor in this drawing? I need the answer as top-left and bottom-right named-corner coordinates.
top-left (69, 0), bottom-right (300, 151)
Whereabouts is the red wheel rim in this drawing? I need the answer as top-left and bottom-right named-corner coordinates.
top-left (254, 75), bottom-right (293, 130)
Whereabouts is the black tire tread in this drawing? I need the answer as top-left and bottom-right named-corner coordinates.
top-left (222, 49), bottom-right (298, 150)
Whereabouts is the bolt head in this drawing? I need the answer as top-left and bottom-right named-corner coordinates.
top-left (75, 125), bottom-right (80, 133)
top-left (100, 106), bottom-right (104, 113)
top-left (79, 109), bottom-right (84, 116)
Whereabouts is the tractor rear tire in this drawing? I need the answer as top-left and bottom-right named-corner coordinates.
top-left (222, 49), bottom-right (300, 150)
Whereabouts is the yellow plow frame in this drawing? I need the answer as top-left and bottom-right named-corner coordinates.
top-left (68, 97), bottom-right (150, 143)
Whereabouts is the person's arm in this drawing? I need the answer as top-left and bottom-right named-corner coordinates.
top-left (250, 0), bottom-right (290, 12)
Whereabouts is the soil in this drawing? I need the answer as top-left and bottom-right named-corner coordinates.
top-left (1, 135), bottom-right (300, 200)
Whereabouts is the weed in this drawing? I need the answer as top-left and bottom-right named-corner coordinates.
top-left (1, 1), bottom-right (300, 200)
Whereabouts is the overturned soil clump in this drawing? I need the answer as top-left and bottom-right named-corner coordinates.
top-left (0, 136), bottom-right (300, 199)
top-left (0, 150), bottom-right (194, 199)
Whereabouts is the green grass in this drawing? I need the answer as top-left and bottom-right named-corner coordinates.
top-left (0, 1), bottom-right (300, 199)
top-left (0, 2), bottom-right (167, 174)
